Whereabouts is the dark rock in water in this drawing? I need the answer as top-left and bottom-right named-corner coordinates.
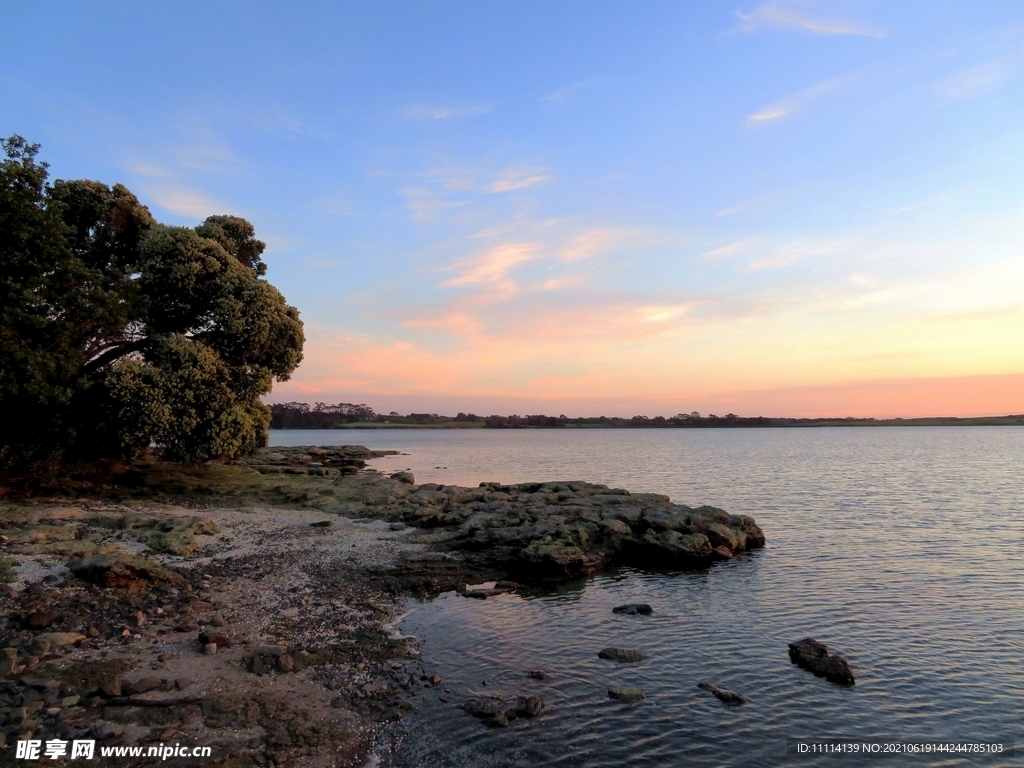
top-left (460, 696), bottom-right (509, 727)
top-left (608, 686), bottom-right (645, 702)
top-left (515, 695), bottom-right (546, 716)
top-left (788, 638), bottom-right (856, 685)
top-left (598, 647), bottom-right (647, 663)
top-left (612, 603), bottom-right (652, 615)
top-left (309, 520), bottom-right (332, 528)
top-left (526, 670), bottom-right (549, 680)
top-left (697, 682), bottom-right (746, 705)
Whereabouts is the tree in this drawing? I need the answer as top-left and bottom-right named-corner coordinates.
top-left (0, 136), bottom-right (304, 464)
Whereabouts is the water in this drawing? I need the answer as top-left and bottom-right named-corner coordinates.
top-left (268, 428), bottom-right (1024, 766)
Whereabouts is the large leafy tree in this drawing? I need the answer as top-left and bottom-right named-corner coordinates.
top-left (0, 136), bottom-right (304, 464)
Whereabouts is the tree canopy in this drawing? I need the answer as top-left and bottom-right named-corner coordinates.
top-left (0, 136), bottom-right (304, 464)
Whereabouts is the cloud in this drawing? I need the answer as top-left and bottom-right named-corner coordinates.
top-left (403, 103), bottom-right (492, 120)
top-left (441, 243), bottom-right (539, 292)
top-left (732, 4), bottom-right (885, 38)
top-left (541, 79), bottom-right (603, 103)
top-left (935, 53), bottom-right (1023, 103)
top-left (747, 75), bottom-right (846, 124)
top-left (698, 239), bottom-right (752, 261)
top-left (126, 161), bottom-right (230, 219)
top-left (439, 228), bottom-right (632, 294)
top-left (745, 238), bottom-right (852, 271)
top-left (401, 189), bottom-right (470, 222)
top-left (142, 185), bottom-right (228, 218)
top-left (489, 168), bottom-right (553, 193)
top-left (557, 228), bottom-right (634, 261)
top-left (541, 276), bottom-right (581, 291)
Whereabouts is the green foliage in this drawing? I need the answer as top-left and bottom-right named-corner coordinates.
top-left (0, 136), bottom-right (304, 464)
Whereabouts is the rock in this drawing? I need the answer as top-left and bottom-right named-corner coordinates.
top-left (460, 696), bottom-right (509, 727)
top-left (67, 553), bottom-right (183, 590)
top-left (612, 603), bottom-right (652, 615)
top-left (430, 674), bottom-right (442, 684)
top-left (198, 631), bottom-right (231, 648)
top-left (209, 613), bottom-right (226, 627)
top-left (515, 695), bottom-right (545, 717)
top-left (256, 644), bottom-right (284, 657)
top-left (134, 611), bottom-right (147, 627)
top-left (526, 670), bottom-right (548, 680)
top-left (124, 677), bottom-right (161, 695)
top-left (697, 682), bottom-right (746, 705)
top-left (309, 520), bottom-right (332, 528)
top-left (608, 686), bottom-right (645, 702)
top-left (598, 647), bottom-right (647, 663)
top-left (24, 611), bottom-right (61, 629)
top-left (788, 638), bottom-right (855, 685)
top-left (99, 676), bottom-right (123, 697)
top-left (203, 643), bottom-right (217, 655)
top-left (277, 654), bottom-right (295, 672)
top-left (392, 471), bottom-right (415, 484)
top-left (249, 655), bottom-right (265, 674)
top-left (32, 632), bottom-right (85, 650)
top-left (19, 676), bottom-right (60, 689)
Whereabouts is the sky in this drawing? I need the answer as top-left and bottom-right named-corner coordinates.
top-left (3, 1), bottom-right (1023, 418)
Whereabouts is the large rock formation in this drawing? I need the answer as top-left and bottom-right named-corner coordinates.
top-left (391, 480), bottom-right (765, 580)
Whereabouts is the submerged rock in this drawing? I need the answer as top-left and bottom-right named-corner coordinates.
top-left (697, 682), bottom-right (746, 705)
top-left (608, 686), bottom-right (645, 702)
top-left (460, 696), bottom-right (510, 727)
top-left (612, 603), bottom-right (652, 615)
top-left (598, 647), bottom-right (647, 663)
top-left (788, 638), bottom-right (855, 685)
top-left (514, 695), bottom-right (546, 717)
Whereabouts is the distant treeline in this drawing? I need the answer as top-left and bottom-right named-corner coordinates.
top-left (269, 403), bottom-right (1024, 429)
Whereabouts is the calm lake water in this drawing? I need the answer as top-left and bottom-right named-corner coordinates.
top-left (268, 428), bottom-right (1024, 767)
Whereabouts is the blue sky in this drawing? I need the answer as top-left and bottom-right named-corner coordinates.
top-left (4, 2), bottom-right (1023, 416)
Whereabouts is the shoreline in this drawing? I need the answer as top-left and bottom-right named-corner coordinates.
top-left (269, 417), bottom-right (1024, 430)
top-left (0, 446), bottom-right (765, 766)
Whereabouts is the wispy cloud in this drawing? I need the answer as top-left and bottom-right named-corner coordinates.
top-left (401, 188), bottom-right (470, 222)
top-left (558, 228), bottom-right (633, 261)
top-left (732, 4), bottom-right (885, 38)
top-left (441, 243), bottom-right (539, 292)
top-left (698, 239), bottom-right (752, 261)
top-left (488, 168), bottom-right (553, 193)
top-left (747, 75), bottom-right (846, 125)
top-left (402, 103), bottom-right (492, 120)
top-left (542, 79), bottom-right (603, 103)
top-left (143, 185), bottom-right (227, 219)
top-left (126, 161), bottom-right (229, 219)
top-left (935, 53), bottom-right (1023, 103)
top-left (746, 238), bottom-right (852, 271)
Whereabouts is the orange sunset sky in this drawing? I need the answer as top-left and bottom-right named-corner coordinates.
top-left (8, 2), bottom-right (1023, 417)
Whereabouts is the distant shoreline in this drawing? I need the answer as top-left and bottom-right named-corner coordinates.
top-left (270, 415), bottom-right (1024, 429)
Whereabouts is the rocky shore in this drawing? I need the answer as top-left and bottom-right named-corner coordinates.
top-left (0, 446), bottom-right (766, 766)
